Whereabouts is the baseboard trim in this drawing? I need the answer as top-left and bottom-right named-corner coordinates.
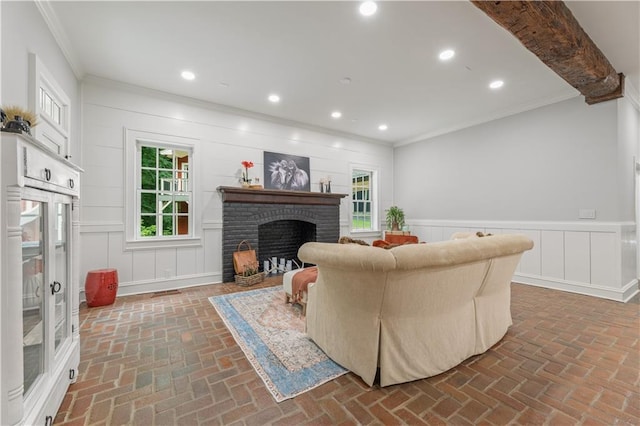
top-left (514, 273), bottom-right (639, 303)
top-left (79, 272), bottom-right (223, 302)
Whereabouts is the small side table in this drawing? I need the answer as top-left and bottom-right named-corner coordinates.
top-left (85, 268), bottom-right (119, 307)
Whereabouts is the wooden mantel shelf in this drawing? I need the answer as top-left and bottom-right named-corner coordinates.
top-left (217, 186), bottom-right (347, 206)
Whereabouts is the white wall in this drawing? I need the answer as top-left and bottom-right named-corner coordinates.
top-left (80, 77), bottom-right (394, 295)
top-left (394, 96), bottom-right (619, 221)
top-left (395, 96), bottom-right (638, 301)
top-left (0, 1), bottom-right (80, 159)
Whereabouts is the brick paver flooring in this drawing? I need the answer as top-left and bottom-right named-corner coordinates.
top-left (55, 278), bottom-right (639, 425)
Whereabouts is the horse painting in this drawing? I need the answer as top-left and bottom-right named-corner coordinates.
top-left (264, 152), bottom-right (311, 191)
top-left (268, 159), bottom-right (309, 190)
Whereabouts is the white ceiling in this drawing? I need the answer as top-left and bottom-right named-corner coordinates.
top-left (43, 1), bottom-right (640, 145)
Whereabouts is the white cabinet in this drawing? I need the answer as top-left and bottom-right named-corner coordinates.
top-left (1, 132), bottom-right (81, 426)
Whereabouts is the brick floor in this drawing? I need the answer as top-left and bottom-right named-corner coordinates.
top-left (55, 278), bottom-right (639, 425)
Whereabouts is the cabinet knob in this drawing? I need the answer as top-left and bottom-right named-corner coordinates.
top-left (50, 281), bottom-right (62, 295)
top-left (69, 178), bottom-right (75, 189)
top-left (45, 415), bottom-right (53, 426)
top-left (44, 168), bottom-right (52, 181)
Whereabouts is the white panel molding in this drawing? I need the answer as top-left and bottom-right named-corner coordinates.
top-left (408, 219), bottom-right (638, 303)
top-left (80, 221), bottom-right (124, 233)
top-left (202, 220), bottom-right (222, 230)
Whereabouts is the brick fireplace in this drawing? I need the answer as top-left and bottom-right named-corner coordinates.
top-left (218, 186), bottom-right (346, 282)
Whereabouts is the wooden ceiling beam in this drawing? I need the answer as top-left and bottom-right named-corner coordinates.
top-left (471, 0), bottom-right (624, 105)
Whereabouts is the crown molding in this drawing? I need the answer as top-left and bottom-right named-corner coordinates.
top-left (34, 0), bottom-right (84, 79)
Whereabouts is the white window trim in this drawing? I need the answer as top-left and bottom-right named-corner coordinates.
top-left (124, 128), bottom-right (201, 250)
top-left (28, 53), bottom-right (71, 157)
top-left (349, 163), bottom-right (379, 234)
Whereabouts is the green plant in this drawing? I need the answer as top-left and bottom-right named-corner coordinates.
top-left (140, 224), bottom-right (157, 237)
top-left (241, 261), bottom-right (259, 277)
top-left (385, 206), bottom-right (405, 231)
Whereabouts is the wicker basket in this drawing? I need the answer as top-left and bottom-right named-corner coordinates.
top-left (234, 271), bottom-right (265, 287)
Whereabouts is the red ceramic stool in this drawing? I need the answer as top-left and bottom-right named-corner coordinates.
top-left (85, 268), bottom-right (118, 307)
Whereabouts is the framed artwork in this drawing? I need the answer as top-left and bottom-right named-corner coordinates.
top-left (263, 151), bottom-right (310, 191)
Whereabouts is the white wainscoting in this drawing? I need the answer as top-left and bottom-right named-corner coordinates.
top-left (409, 220), bottom-right (638, 302)
top-left (79, 221), bottom-right (223, 299)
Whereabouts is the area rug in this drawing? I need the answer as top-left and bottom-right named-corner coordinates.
top-left (208, 287), bottom-right (348, 402)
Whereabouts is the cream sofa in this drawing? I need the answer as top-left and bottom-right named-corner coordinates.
top-left (298, 234), bottom-right (534, 387)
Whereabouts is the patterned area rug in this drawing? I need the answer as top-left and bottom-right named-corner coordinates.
top-left (209, 287), bottom-right (348, 402)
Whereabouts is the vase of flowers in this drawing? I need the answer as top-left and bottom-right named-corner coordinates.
top-left (241, 160), bottom-right (254, 187)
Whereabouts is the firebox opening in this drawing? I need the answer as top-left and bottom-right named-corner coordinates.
top-left (258, 220), bottom-right (316, 269)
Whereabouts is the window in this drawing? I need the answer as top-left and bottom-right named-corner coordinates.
top-left (351, 167), bottom-right (378, 232)
top-left (29, 54), bottom-right (70, 156)
top-left (124, 129), bottom-right (199, 249)
top-left (138, 144), bottom-right (191, 238)
top-left (40, 87), bottom-right (63, 126)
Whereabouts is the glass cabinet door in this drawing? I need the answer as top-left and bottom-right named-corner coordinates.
top-left (53, 201), bottom-right (70, 354)
top-left (21, 199), bottom-right (45, 396)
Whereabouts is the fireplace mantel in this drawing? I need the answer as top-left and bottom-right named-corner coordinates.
top-left (217, 186), bottom-right (347, 206)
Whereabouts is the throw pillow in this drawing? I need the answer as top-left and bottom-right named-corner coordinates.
top-left (338, 236), bottom-right (370, 246)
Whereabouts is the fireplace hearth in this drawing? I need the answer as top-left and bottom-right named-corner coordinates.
top-left (218, 187), bottom-right (346, 282)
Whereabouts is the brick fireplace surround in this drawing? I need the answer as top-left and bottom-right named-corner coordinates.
top-left (218, 186), bottom-right (346, 282)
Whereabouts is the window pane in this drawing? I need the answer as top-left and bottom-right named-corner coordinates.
top-left (52, 103), bottom-right (61, 125)
top-left (158, 150), bottom-right (173, 169)
top-left (352, 169), bottom-right (374, 231)
top-left (175, 201), bottom-right (188, 214)
top-left (158, 170), bottom-right (173, 191)
top-left (141, 146), bottom-right (157, 167)
top-left (161, 197), bottom-right (173, 213)
top-left (177, 213), bottom-right (189, 235)
top-left (140, 193), bottom-right (156, 213)
top-left (176, 171), bottom-right (188, 192)
top-left (140, 215), bottom-right (157, 237)
top-left (44, 93), bottom-right (52, 116)
top-left (141, 169), bottom-right (156, 190)
top-left (161, 215), bottom-right (174, 236)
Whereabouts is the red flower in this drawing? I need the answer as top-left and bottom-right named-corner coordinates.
top-left (241, 161), bottom-right (254, 183)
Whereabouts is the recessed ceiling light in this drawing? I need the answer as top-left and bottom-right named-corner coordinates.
top-left (378, 124), bottom-right (388, 131)
top-left (181, 70), bottom-right (195, 81)
top-left (219, 82), bottom-right (229, 88)
top-left (489, 80), bottom-right (504, 89)
top-left (359, 1), bottom-right (377, 16)
top-left (340, 77), bottom-right (352, 85)
top-left (331, 111), bottom-right (342, 119)
top-left (439, 49), bottom-right (455, 61)
top-left (268, 94), bottom-right (280, 103)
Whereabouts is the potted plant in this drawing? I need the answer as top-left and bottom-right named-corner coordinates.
top-left (234, 260), bottom-right (264, 286)
top-left (385, 206), bottom-right (405, 231)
